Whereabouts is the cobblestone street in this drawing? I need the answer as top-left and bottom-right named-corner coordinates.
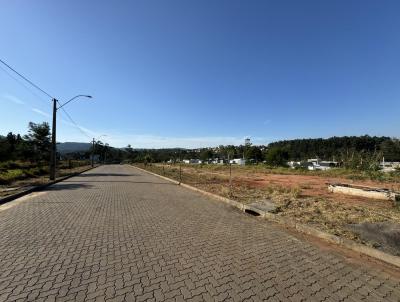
top-left (0, 165), bottom-right (400, 301)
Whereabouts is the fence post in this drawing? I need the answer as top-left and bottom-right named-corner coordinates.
top-left (179, 151), bottom-right (182, 184)
top-left (228, 153), bottom-right (232, 196)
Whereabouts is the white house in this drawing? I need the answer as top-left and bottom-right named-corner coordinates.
top-left (307, 159), bottom-right (338, 171)
top-left (230, 158), bottom-right (246, 165)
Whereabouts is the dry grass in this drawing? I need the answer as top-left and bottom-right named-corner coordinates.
top-left (0, 164), bottom-right (92, 197)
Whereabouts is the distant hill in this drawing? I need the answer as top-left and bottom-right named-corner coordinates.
top-left (57, 142), bottom-right (91, 154)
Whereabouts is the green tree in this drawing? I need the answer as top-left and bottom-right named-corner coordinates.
top-left (200, 149), bottom-right (213, 162)
top-left (244, 146), bottom-right (263, 163)
top-left (380, 139), bottom-right (400, 161)
top-left (265, 147), bottom-right (289, 167)
top-left (144, 154), bottom-right (153, 165)
top-left (24, 122), bottom-right (51, 162)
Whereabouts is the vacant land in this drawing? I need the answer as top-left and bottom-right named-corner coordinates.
top-left (136, 163), bottom-right (400, 255)
top-left (0, 160), bottom-right (91, 198)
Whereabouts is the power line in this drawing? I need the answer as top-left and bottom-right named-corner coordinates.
top-left (1, 62), bottom-right (90, 139)
top-left (1, 58), bottom-right (95, 144)
top-left (0, 58), bottom-right (54, 99)
top-left (57, 100), bottom-right (92, 139)
top-left (0, 64), bottom-right (50, 106)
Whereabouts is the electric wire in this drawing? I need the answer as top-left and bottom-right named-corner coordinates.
top-left (56, 100), bottom-right (92, 139)
top-left (0, 64), bottom-right (50, 106)
top-left (1, 57), bottom-right (93, 140)
top-left (0, 58), bottom-right (54, 99)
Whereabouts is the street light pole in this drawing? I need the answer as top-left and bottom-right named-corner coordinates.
top-left (50, 98), bottom-right (57, 180)
top-left (91, 138), bottom-right (95, 167)
top-left (49, 95), bottom-right (92, 180)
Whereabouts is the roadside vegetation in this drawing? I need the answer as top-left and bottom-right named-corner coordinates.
top-left (0, 160), bottom-right (90, 186)
top-left (0, 121), bottom-right (132, 191)
top-left (0, 122), bottom-right (93, 194)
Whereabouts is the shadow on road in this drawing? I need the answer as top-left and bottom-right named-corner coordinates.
top-left (63, 180), bottom-right (176, 185)
top-left (45, 183), bottom-right (94, 191)
top-left (79, 173), bottom-right (139, 177)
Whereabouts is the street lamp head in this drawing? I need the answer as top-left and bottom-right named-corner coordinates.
top-left (57, 94), bottom-right (93, 110)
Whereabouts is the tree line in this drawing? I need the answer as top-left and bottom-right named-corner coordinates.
top-left (130, 135), bottom-right (400, 168)
top-left (0, 122), bottom-right (127, 164)
top-left (268, 136), bottom-right (400, 162)
top-left (2, 124), bottom-right (399, 170)
top-left (0, 122), bottom-right (51, 163)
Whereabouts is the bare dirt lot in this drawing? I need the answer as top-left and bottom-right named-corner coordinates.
top-left (136, 163), bottom-right (400, 255)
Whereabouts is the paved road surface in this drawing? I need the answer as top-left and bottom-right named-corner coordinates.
top-left (1, 165), bottom-right (400, 301)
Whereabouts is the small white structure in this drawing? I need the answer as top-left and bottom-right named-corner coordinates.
top-left (287, 161), bottom-right (301, 169)
top-left (230, 158), bottom-right (246, 165)
top-left (183, 159), bottom-right (203, 164)
top-left (380, 158), bottom-right (400, 172)
top-left (307, 159), bottom-right (338, 171)
top-left (328, 183), bottom-right (399, 202)
top-left (211, 158), bottom-right (225, 164)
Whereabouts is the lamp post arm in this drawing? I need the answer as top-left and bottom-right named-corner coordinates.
top-left (57, 95), bottom-right (92, 110)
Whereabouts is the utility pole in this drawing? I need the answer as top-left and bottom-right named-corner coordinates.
top-left (48, 95), bottom-right (93, 180)
top-left (0, 60), bottom-right (92, 181)
top-left (49, 98), bottom-right (57, 180)
top-left (179, 150), bottom-right (182, 184)
top-left (228, 153), bottom-right (232, 196)
top-left (91, 138), bottom-right (95, 167)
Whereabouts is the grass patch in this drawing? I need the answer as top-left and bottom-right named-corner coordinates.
top-left (0, 169), bottom-right (28, 185)
top-left (0, 160), bottom-right (90, 186)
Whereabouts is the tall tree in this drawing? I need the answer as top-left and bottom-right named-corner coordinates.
top-left (24, 122), bottom-right (51, 162)
top-left (265, 147), bottom-right (289, 167)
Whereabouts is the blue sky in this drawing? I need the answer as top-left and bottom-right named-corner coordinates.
top-left (1, 0), bottom-right (399, 148)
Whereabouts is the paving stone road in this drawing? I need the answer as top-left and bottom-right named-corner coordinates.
top-left (1, 165), bottom-right (400, 302)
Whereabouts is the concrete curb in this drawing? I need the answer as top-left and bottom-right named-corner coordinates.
top-left (132, 165), bottom-right (400, 269)
top-left (0, 166), bottom-right (98, 205)
top-left (133, 166), bottom-right (180, 185)
top-left (132, 165), bottom-right (245, 210)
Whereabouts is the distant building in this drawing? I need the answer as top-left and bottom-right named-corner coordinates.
top-left (183, 159), bottom-right (203, 164)
top-left (307, 159), bottom-right (338, 170)
top-left (380, 158), bottom-right (400, 172)
top-left (212, 158), bottom-right (225, 164)
top-left (230, 158), bottom-right (246, 165)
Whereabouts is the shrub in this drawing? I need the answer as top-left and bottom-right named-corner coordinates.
top-left (0, 161), bottom-right (22, 170)
top-left (24, 167), bottom-right (48, 177)
top-left (0, 169), bottom-right (27, 185)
